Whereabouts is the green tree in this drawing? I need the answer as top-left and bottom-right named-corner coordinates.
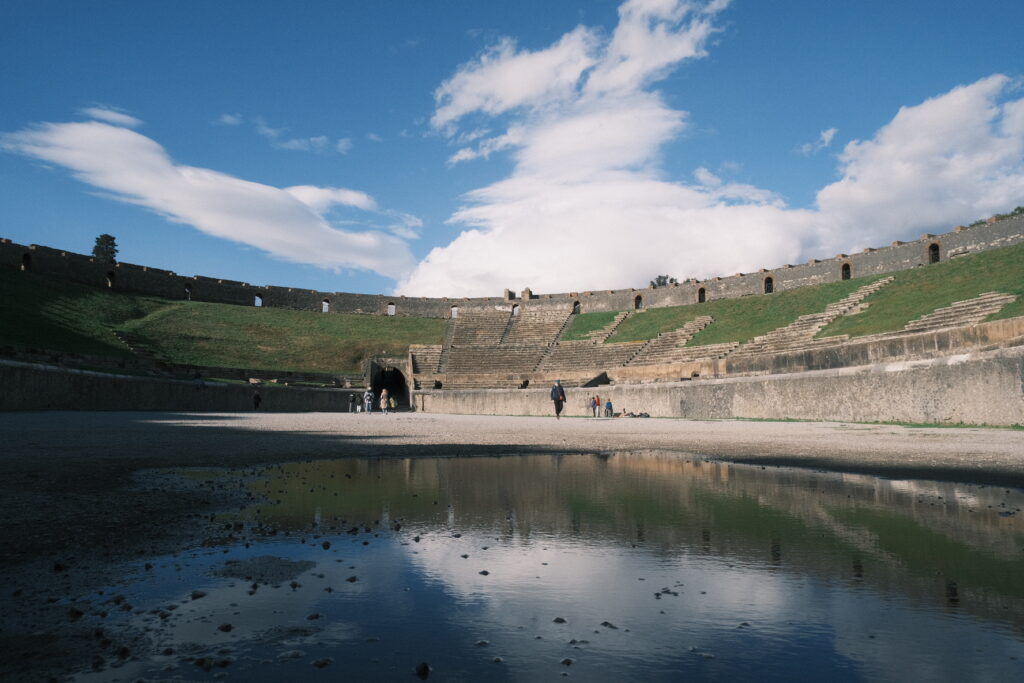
top-left (649, 274), bottom-right (677, 288)
top-left (92, 234), bottom-right (118, 264)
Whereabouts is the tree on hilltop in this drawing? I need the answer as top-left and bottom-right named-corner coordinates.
top-left (92, 234), bottom-right (118, 264)
top-left (649, 274), bottom-right (678, 288)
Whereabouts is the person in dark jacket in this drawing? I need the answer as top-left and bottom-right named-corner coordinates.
top-left (550, 380), bottom-right (567, 419)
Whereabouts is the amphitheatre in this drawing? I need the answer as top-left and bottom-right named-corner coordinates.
top-left (3, 211), bottom-right (1024, 681)
top-left (2, 209), bottom-right (1024, 425)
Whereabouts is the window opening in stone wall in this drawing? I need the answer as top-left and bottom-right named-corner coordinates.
top-left (841, 263), bottom-right (851, 280)
top-left (254, 294), bottom-right (263, 307)
top-left (322, 299), bottom-right (330, 313)
top-left (763, 277), bottom-right (774, 294)
top-left (105, 271), bottom-right (115, 289)
top-left (20, 253), bottom-right (31, 271)
top-left (387, 302), bottom-right (396, 316)
top-left (634, 295), bottom-right (643, 310)
top-left (572, 300), bottom-right (581, 314)
top-left (512, 304), bottom-right (520, 316)
top-left (451, 305), bottom-right (459, 319)
top-left (697, 287), bottom-right (706, 303)
top-left (184, 284), bottom-right (192, 301)
top-left (929, 243), bottom-right (940, 264)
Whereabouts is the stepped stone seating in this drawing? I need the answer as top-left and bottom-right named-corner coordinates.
top-left (667, 341), bottom-right (741, 363)
top-left (503, 310), bottom-right (572, 345)
top-left (536, 340), bottom-right (646, 371)
top-left (627, 316), bottom-right (714, 366)
top-left (729, 276), bottom-right (894, 359)
top-left (445, 345), bottom-right (546, 374)
top-left (450, 311), bottom-right (511, 346)
top-left (857, 291), bottom-right (1018, 341)
top-left (410, 345), bottom-right (442, 374)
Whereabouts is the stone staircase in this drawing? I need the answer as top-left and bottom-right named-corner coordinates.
top-left (502, 310), bottom-right (572, 346)
top-left (410, 345), bottom-right (443, 374)
top-left (585, 311), bottom-right (631, 343)
top-left (626, 316), bottom-right (714, 366)
top-left (729, 276), bottom-right (894, 359)
top-left (536, 339), bottom-right (646, 371)
top-left (856, 291), bottom-right (1018, 341)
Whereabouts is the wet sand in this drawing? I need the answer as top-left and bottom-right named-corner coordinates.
top-left (1, 410), bottom-right (1022, 679)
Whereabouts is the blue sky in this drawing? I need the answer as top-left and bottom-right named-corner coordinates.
top-left (2, 0), bottom-right (1023, 297)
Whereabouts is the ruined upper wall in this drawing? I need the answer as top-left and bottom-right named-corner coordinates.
top-left (3, 213), bottom-right (1022, 317)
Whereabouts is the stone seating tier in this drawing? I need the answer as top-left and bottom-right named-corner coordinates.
top-left (503, 310), bottom-right (573, 345)
top-left (536, 340), bottom-right (646, 371)
top-left (627, 316), bottom-right (714, 366)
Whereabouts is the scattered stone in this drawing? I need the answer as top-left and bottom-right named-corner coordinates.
top-left (560, 657), bottom-right (575, 666)
top-left (479, 570), bottom-right (490, 576)
top-left (415, 661), bottom-right (431, 679)
top-left (553, 617), bottom-right (567, 624)
top-left (346, 576), bottom-right (358, 583)
top-left (307, 613), bottom-right (322, 620)
top-left (600, 621), bottom-right (618, 629)
top-left (278, 650), bottom-right (305, 660)
top-left (322, 541), bottom-right (331, 550)
top-left (218, 623), bottom-right (234, 632)
top-left (493, 656), bottom-right (503, 663)
top-left (312, 657), bottom-right (333, 668)
top-left (461, 554), bottom-right (469, 559)
top-left (476, 640), bottom-right (489, 646)
top-left (191, 590), bottom-right (207, 600)
top-left (68, 607), bottom-right (84, 621)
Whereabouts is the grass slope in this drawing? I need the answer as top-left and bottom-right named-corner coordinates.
top-left (608, 277), bottom-right (870, 346)
top-left (122, 302), bottom-right (446, 373)
top-left (562, 310), bottom-right (619, 341)
top-left (0, 268), bottom-right (165, 357)
top-left (819, 240), bottom-right (1024, 339)
top-left (1, 268), bottom-right (445, 373)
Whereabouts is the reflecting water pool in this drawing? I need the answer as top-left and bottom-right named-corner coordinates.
top-left (76, 453), bottom-right (1024, 681)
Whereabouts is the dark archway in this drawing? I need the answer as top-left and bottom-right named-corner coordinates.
top-left (571, 300), bottom-right (581, 314)
top-left (20, 253), bottom-right (31, 271)
top-left (254, 293), bottom-right (263, 307)
top-left (372, 366), bottom-right (409, 408)
top-left (105, 271), bottom-right (116, 289)
top-left (511, 304), bottom-right (520, 316)
top-left (322, 298), bottom-right (330, 313)
top-left (763, 277), bottom-right (774, 294)
top-left (386, 302), bottom-right (396, 316)
top-left (634, 295), bottom-right (643, 310)
top-left (929, 243), bottom-right (940, 264)
top-left (451, 305), bottom-right (459, 319)
top-left (697, 287), bottom-right (706, 303)
top-left (841, 263), bottom-right (851, 280)
top-left (184, 284), bottom-right (192, 300)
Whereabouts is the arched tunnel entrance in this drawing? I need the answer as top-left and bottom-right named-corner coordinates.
top-left (371, 364), bottom-right (409, 409)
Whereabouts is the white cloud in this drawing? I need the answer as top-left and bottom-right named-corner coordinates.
top-left (217, 113), bottom-right (243, 126)
top-left (366, 132), bottom-right (383, 142)
top-left (398, 0), bottom-right (1024, 297)
top-left (798, 127), bottom-right (837, 156)
top-left (336, 137), bottom-right (353, 154)
top-left (79, 106), bottom-right (142, 128)
top-left (1, 120), bottom-right (416, 278)
top-left (252, 116), bottom-right (348, 155)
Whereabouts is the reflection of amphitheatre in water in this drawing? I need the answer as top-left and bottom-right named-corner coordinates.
top-left (212, 453), bottom-right (1024, 632)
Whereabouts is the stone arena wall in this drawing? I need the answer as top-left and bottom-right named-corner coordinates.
top-left (3, 213), bottom-right (1022, 316)
top-left (0, 361), bottom-right (360, 412)
top-left (413, 346), bottom-right (1024, 426)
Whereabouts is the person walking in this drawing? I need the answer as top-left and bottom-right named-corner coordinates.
top-left (590, 396), bottom-right (597, 417)
top-left (348, 394), bottom-right (356, 413)
top-left (550, 380), bottom-right (567, 419)
top-left (252, 390), bottom-right (262, 411)
top-left (594, 394), bottom-right (601, 418)
top-left (363, 388), bottom-right (374, 413)
top-left (605, 398), bottom-right (613, 417)
top-left (380, 388), bottom-right (390, 415)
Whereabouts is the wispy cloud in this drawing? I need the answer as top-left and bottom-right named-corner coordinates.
top-left (1, 114), bottom-right (417, 279)
top-left (798, 127), bottom-right (837, 156)
top-left (398, 0), bottom-right (1024, 297)
top-left (217, 113), bottom-right (243, 126)
top-left (252, 116), bottom-right (351, 154)
top-left (78, 106), bottom-right (142, 128)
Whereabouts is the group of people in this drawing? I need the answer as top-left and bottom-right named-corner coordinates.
top-left (589, 394), bottom-right (613, 417)
top-left (348, 388), bottom-right (397, 414)
top-left (549, 380), bottom-right (616, 419)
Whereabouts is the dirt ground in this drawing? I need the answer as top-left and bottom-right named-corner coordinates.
top-left (1, 410), bottom-right (1022, 680)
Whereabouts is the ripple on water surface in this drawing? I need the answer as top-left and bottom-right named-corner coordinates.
top-left (73, 453), bottom-right (1024, 682)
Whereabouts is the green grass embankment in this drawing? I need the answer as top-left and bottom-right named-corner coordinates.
top-left (819, 240), bottom-right (1024, 339)
top-left (121, 301), bottom-right (445, 374)
top-left (1, 267), bottom-right (446, 374)
top-left (562, 310), bottom-right (620, 341)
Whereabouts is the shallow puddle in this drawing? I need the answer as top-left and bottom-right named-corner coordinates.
top-left (74, 453), bottom-right (1024, 681)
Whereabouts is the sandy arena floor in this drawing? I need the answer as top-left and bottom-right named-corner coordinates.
top-left (1, 410), bottom-right (1022, 680)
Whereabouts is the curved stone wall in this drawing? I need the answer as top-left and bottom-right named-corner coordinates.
top-left (3, 213), bottom-right (1022, 316)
